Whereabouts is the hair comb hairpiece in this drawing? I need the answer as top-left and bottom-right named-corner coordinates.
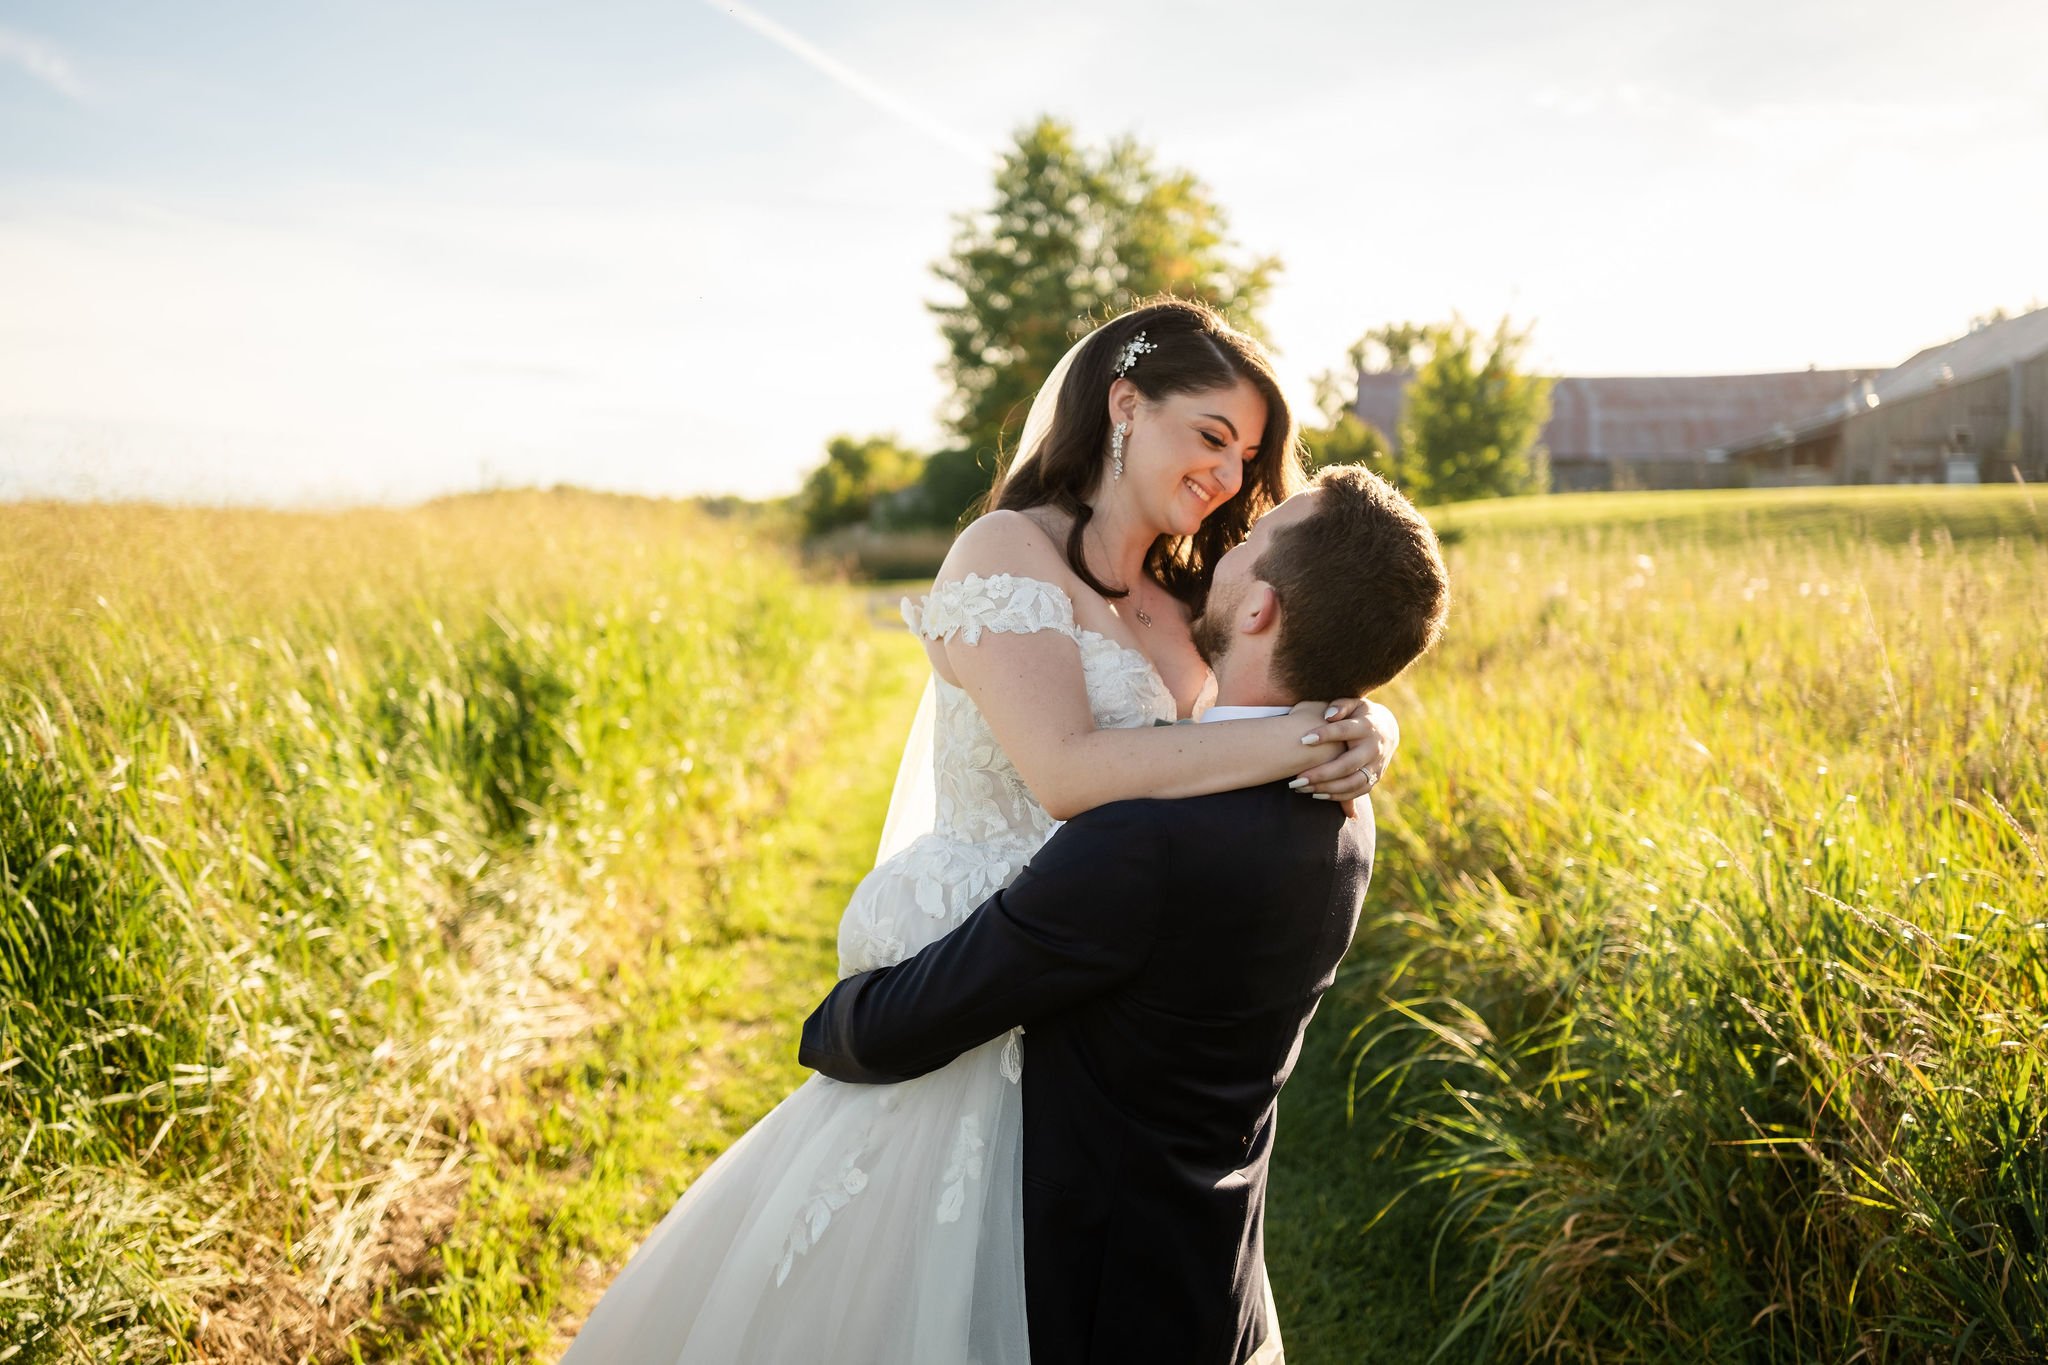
top-left (1112, 332), bottom-right (1158, 378)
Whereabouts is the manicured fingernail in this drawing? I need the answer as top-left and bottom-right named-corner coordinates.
top-left (1287, 777), bottom-right (1309, 790)
top-left (1324, 705), bottom-right (1341, 719)
top-left (1300, 733), bottom-right (1321, 745)
top-left (1311, 792), bottom-right (1333, 800)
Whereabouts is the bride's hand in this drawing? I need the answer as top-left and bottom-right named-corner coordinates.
top-left (1289, 698), bottom-right (1399, 812)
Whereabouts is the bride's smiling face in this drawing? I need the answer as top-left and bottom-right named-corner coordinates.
top-left (1110, 375), bottom-right (1269, 538)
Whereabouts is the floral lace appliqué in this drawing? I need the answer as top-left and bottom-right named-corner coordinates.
top-left (839, 574), bottom-right (1175, 981)
top-left (935, 1114), bottom-right (987, 1225)
top-left (903, 573), bottom-right (1078, 647)
top-left (842, 893), bottom-right (906, 973)
top-left (893, 574), bottom-right (1175, 861)
top-left (775, 1131), bottom-right (873, 1286)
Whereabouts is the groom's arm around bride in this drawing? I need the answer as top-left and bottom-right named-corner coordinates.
top-left (802, 770), bottom-right (1370, 1365)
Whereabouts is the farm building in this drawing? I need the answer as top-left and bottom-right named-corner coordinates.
top-left (1350, 304), bottom-right (2048, 490)
top-left (1714, 306), bottom-right (2048, 485)
top-left (1352, 368), bottom-right (1873, 492)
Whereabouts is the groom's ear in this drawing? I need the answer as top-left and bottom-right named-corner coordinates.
top-left (1240, 581), bottom-right (1281, 636)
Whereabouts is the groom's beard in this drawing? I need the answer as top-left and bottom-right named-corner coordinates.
top-left (1190, 611), bottom-right (1230, 668)
top-left (1189, 580), bottom-right (1244, 668)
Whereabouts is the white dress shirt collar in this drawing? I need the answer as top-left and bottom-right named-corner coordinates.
top-left (1197, 704), bottom-right (1293, 723)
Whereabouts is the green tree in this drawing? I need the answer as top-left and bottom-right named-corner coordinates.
top-left (1363, 322), bottom-right (1430, 375)
top-left (1401, 317), bottom-right (1553, 504)
top-left (796, 434), bottom-right (924, 539)
top-left (910, 447), bottom-right (998, 530)
top-left (929, 116), bottom-right (1280, 476)
top-left (1302, 412), bottom-right (1394, 477)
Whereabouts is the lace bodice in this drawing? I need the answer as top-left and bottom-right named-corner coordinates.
top-left (902, 573), bottom-right (1177, 848)
top-left (777, 573), bottom-right (1179, 1323)
top-left (836, 574), bottom-right (1176, 979)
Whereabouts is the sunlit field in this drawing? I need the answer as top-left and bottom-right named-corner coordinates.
top-left (0, 492), bottom-right (881, 1362)
top-left (6, 484), bottom-right (2043, 1363)
top-left (1335, 484), bottom-right (2047, 1361)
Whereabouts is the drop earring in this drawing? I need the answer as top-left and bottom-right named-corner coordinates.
top-left (1111, 421), bottom-right (1129, 481)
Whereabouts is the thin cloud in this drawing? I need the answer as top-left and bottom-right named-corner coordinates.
top-left (703, 0), bottom-right (988, 164)
top-left (0, 25), bottom-right (89, 102)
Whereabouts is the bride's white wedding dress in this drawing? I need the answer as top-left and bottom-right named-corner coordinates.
top-left (561, 573), bottom-right (1175, 1364)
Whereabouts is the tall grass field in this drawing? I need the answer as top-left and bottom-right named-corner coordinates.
top-left (5, 484), bottom-right (2043, 1363)
top-left (1334, 485), bottom-right (2047, 1361)
top-left (0, 492), bottom-right (882, 1362)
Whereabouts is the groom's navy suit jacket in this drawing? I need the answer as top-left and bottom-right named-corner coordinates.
top-left (800, 781), bottom-right (1372, 1365)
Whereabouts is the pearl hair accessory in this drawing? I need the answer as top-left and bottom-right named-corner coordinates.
top-left (1112, 332), bottom-right (1158, 377)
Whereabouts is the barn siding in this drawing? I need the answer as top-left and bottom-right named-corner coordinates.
top-left (1349, 309), bottom-right (2048, 490)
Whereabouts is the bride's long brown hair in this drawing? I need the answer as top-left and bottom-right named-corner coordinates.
top-left (990, 297), bottom-right (1303, 609)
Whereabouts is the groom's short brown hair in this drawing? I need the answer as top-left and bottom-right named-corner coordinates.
top-left (1254, 465), bottom-right (1449, 698)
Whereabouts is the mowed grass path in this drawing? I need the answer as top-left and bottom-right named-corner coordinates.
top-left (356, 581), bottom-right (1438, 1364)
top-left (352, 623), bottom-right (931, 1361)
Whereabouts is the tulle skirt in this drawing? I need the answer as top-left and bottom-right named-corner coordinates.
top-left (558, 1033), bottom-right (1030, 1365)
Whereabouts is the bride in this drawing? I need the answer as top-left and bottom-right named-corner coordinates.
top-left (560, 298), bottom-right (1396, 1363)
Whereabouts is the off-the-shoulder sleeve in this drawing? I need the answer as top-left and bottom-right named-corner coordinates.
top-left (902, 573), bottom-right (1079, 646)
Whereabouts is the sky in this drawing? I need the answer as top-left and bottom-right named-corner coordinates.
top-left (2, 0), bottom-right (2044, 505)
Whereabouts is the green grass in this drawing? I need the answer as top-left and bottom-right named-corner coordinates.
top-left (0, 491), bottom-right (884, 1362)
top-left (1265, 962), bottom-right (1478, 1363)
top-left (1430, 481), bottom-right (2045, 546)
top-left (1284, 482), bottom-right (2048, 1362)
top-left (13, 483), bottom-right (2044, 1363)
top-left (343, 629), bottom-right (929, 1362)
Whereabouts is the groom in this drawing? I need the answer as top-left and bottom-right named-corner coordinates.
top-left (801, 464), bottom-right (1449, 1365)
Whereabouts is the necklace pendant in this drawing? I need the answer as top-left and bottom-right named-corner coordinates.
top-left (1133, 605), bottom-right (1153, 627)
